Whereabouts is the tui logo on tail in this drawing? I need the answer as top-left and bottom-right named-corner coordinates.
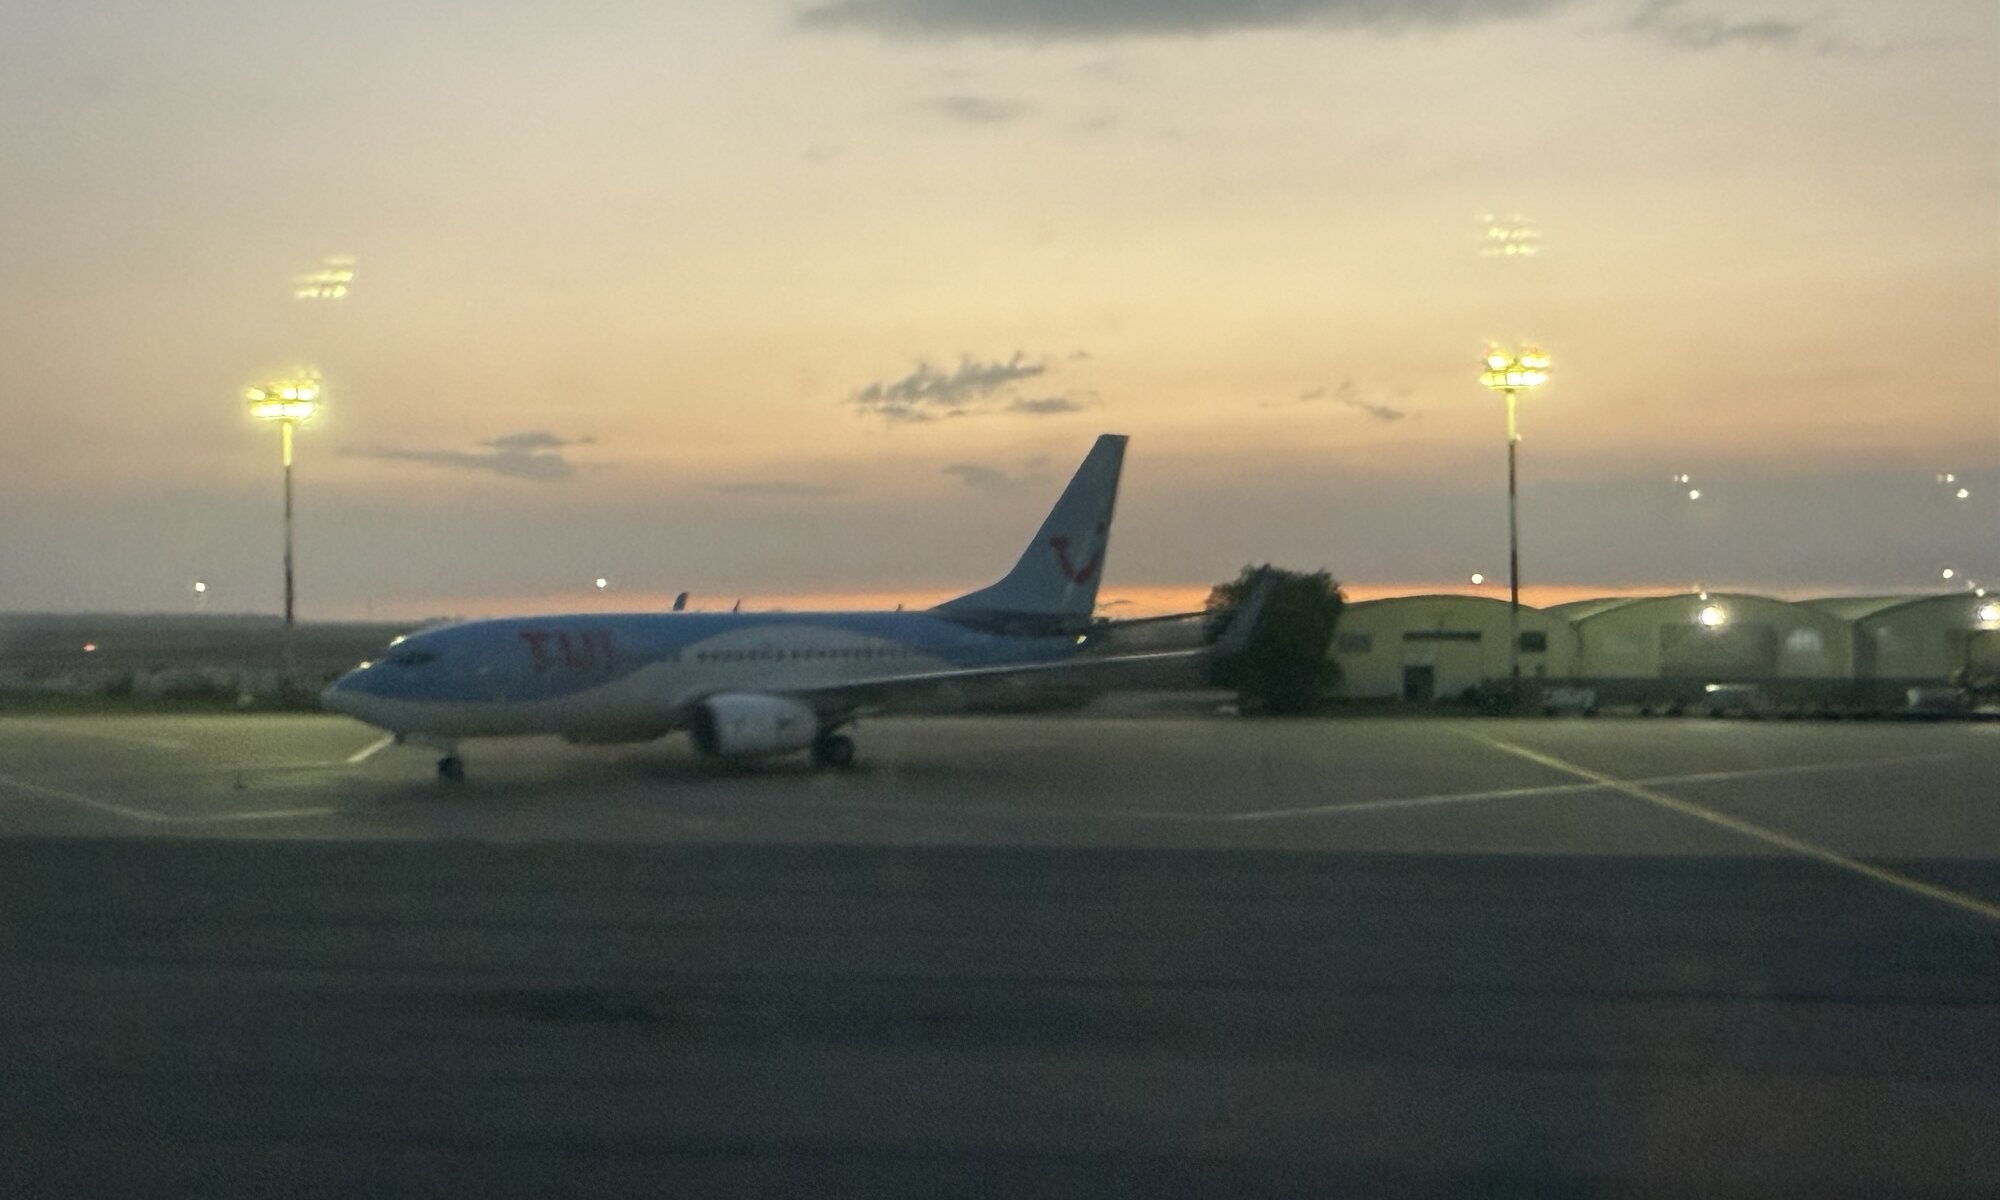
top-left (1049, 522), bottom-right (1108, 584)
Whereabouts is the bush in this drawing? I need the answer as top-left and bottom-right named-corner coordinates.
top-left (1204, 565), bottom-right (1344, 715)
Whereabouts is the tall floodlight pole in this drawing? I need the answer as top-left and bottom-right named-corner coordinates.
top-left (1478, 347), bottom-right (1550, 709)
top-left (245, 375), bottom-right (322, 631)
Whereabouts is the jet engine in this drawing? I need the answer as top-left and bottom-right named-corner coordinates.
top-left (689, 693), bottom-right (819, 758)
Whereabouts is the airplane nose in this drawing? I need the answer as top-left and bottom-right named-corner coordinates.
top-left (321, 669), bottom-right (365, 717)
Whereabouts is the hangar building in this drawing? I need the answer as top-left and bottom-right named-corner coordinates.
top-left (1547, 592), bottom-right (1851, 705)
top-left (1806, 593), bottom-right (2000, 703)
top-left (1332, 595), bottom-right (1579, 702)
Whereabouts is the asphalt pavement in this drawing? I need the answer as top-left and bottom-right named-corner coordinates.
top-left (3, 713), bottom-right (1997, 1196)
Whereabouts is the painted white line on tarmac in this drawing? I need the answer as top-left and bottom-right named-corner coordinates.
top-left (346, 735), bottom-right (396, 764)
top-left (814, 753), bottom-right (1959, 827)
top-left (1470, 735), bottom-right (2000, 925)
top-left (0, 719), bottom-right (190, 751)
top-left (0, 771), bottom-right (337, 826)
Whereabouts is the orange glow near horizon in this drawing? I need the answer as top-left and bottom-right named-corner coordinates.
top-left (324, 580), bottom-right (1816, 624)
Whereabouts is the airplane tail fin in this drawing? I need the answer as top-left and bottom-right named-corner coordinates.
top-left (933, 433), bottom-right (1127, 633)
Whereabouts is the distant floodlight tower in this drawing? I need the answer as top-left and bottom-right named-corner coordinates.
top-left (1477, 212), bottom-right (1541, 259)
top-left (1479, 345), bottom-right (1551, 706)
top-left (245, 373), bottom-right (322, 628)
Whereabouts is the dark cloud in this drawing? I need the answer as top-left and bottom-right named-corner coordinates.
top-left (1628, 0), bottom-right (1841, 53)
top-left (848, 353), bottom-right (1053, 423)
top-left (943, 462), bottom-right (1014, 491)
top-left (800, 0), bottom-right (1574, 40)
top-left (943, 459), bottom-right (1054, 492)
top-left (916, 94), bottom-right (1035, 124)
top-left (341, 431), bottom-right (594, 481)
top-left (1007, 395), bottom-right (1091, 415)
top-left (1268, 379), bottom-right (1408, 422)
top-left (707, 480), bottom-right (845, 497)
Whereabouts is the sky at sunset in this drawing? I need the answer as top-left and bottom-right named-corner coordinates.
top-left (2, 0), bottom-right (1994, 620)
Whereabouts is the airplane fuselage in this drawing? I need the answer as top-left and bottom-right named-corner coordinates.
top-left (324, 610), bottom-right (1081, 742)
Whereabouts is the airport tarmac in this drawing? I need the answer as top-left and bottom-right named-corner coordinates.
top-left (4, 712), bottom-right (1999, 1195)
top-left (2, 710), bottom-right (1998, 860)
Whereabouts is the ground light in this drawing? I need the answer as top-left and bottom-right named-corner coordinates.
top-left (1478, 345), bottom-right (1551, 707)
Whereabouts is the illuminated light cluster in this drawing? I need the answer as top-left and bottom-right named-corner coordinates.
top-left (1476, 213), bottom-right (1541, 258)
top-left (1979, 602), bottom-right (2000, 625)
top-left (1697, 604), bottom-right (1727, 628)
top-left (245, 376), bottom-right (322, 422)
top-left (1479, 347), bottom-right (1551, 391)
top-left (293, 255), bottom-right (356, 301)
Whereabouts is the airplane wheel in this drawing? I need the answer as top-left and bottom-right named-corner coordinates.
top-left (811, 733), bottom-right (856, 770)
top-left (438, 755), bottom-right (466, 782)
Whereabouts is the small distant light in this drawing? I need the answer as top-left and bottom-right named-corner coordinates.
top-left (1688, 489), bottom-right (1701, 501)
top-left (1941, 473), bottom-right (1956, 484)
top-left (193, 581), bottom-right (206, 593)
top-left (1956, 488), bottom-right (1970, 500)
top-left (1697, 605), bottom-right (1726, 628)
top-left (82, 642), bottom-right (98, 653)
top-left (1470, 572), bottom-right (1485, 585)
top-left (595, 578), bottom-right (609, 590)
top-left (1942, 568), bottom-right (1956, 581)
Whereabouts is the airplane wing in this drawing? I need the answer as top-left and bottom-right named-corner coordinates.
top-left (785, 644), bottom-right (1217, 718)
top-left (778, 571), bottom-right (1275, 719)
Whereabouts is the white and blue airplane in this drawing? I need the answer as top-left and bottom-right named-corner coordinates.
top-left (322, 434), bottom-right (1268, 780)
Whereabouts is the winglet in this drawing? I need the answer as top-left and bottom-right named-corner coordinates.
top-left (1213, 569), bottom-right (1278, 657)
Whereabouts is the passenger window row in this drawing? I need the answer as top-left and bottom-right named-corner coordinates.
top-left (692, 646), bottom-right (911, 663)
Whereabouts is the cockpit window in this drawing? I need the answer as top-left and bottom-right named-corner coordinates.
top-left (387, 651), bottom-right (437, 667)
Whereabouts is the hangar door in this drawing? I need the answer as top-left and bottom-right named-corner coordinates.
top-left (1659, 623), bottom-right (1778, 679)
top-left (1952, 629), bottom-right (2000, 683)
top-left (1401, 630), bottom-right (1482, 702)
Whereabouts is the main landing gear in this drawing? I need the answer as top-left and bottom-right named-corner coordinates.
top-left (810, 730), bottom-right (856, 770)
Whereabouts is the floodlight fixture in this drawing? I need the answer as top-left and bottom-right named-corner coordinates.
top-left (293, 255), bottom-right (357, 301)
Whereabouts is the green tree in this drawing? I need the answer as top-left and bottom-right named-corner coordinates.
top-left (1205, 565), bottom-right (1344, 715)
